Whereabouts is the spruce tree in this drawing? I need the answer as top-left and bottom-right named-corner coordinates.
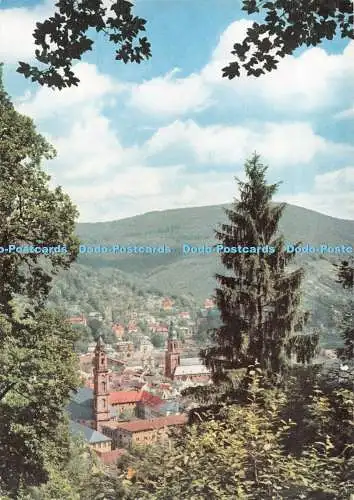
top-left (200, 153), bottom-right (319, 386)
top-left (335, 258), bottom-right (354, 361)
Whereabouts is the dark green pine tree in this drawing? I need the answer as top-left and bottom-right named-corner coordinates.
top-left (336, 258), bottom-right (354, 290)
top-left (200, 153), bottom-right (319, 386)
top-left (335, 258), bottom-right (354, 360)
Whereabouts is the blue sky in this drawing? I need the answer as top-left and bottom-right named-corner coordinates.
top-left (1, 0), bottom-right (354, 222)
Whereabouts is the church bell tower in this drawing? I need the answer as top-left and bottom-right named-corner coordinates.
top-left (93, 336), bottom-right (110, 431)
top-left (164, 321), bottom-right (181, 379)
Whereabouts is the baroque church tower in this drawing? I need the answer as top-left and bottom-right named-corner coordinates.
top-left (93, 336), bottom-right (110, 431)
top-left (164, 321), bottom-right (181, 379)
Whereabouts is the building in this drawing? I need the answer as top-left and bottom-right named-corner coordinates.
top-left (102, 414), bottom-right (188, 448)
top-left (69, 421), bottom-right (125, 465)
top-left (93, 337), bottom-right (111, 432)
top-left (150, 323), bottom-right (169, 335)
top-left (174, 359), bottom-right (211, 383)
top-left (136, 392), bottom-right (164, 419)
top-left (109, 390), bottom-right (141, 418)
top-left (164, 322), bottom-right (181, 379)
top-left (112, 323), bottom-right (125, 338)
top-left (204, 298), bottom-right (215, 309)
top-left (127, 320), bottom-right (138, 333)
top-left (138, 336), bottom-right (154, 354)
top-left (69, 420), bottom-right (112, 453)
top-left (116, 341), bottom-right (135, 358)
top-left (164, 323), bottom-right (211, 383)
top-left (69, 336), bottom-right (186, 460)
top-left (162, 297), bottom-right (174, 310)
top-left (88, 311), bottom-right (103, 321)
top-left (66, 314), bottom-right (87, 327)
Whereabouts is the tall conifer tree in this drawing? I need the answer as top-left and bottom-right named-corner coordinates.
top-left (335, 257), bottom-right (354, 361)
top-left (201, 153), bottom-right (319, 386)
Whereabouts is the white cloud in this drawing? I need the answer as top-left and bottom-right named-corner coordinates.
top-left (16, 62), bottom-right (124, 120)
top-left (145, 119), bottom-right (332, 167)
top-left (42, 107), bottom-right (353, 221)
top-left (0, 0), bottom-right (54, 64)
top-left (66, 165), bottom-right (180, 203)
top-left (201, 19), bottom-right (252, 85)
top-left (335, 104), bottom-right (354, 120)
top-left (282, 167), bottom-right (354, 219)
top-left (72, 168), bottom-right (236, 222)
top-left (128, 19), bottom-right (354, 116)
top-left (47, 108), bottom-right (138, 181)
top-left (129, 69), bottom-right (212, 116)
top-left (257, 43), bottom-right (354, 111)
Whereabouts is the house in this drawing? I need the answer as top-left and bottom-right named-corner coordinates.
top-left (66, 314), bottom-right (87, 327)
top-left (102, 414), bottom-right (188, 448)
top-left (127, 321), bottom-right (138, 333)
top-left (69, 420), bottom-right (112, 453)
top-left (88, 311), bottom-right (103, 321)
top-left (112, 323), bottom-right (125, 338)
top-left (179, 311), bottom-right (190, 320)
top-left (138, 337), bottom-right (154, 354)
top-left (150, 323), bottom-right (169, 335)
top-left (69, 420), bottom-right (125, 464)
top-left (179, 326), bottom-right (193, 338)
top-left (116, 341), bottom-right (135, 357)
top-left (161, 297), bottom-right (174, 310)
top-left (204, 298), bottom-right (215, 309)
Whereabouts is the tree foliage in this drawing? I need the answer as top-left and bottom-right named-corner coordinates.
top-left (0, 70), bottom-right (81, 497)
top-left (222, 0), bottom-right (354, 79)
top-left (0, 309), bottom-right (80, 496)
top-left (111, 371), bottom-right (353, 499)
top-left (12, 0), bottom-right (353, 89)
top-left (0, 64), bottom-right (79, 317)
top-left (200, 153), bottom-right (319, 387)
top-left (16, 0), bottom-right (151, 89)
top-left (336, 258), bottom-right (354, 290)
top-left (335, 300), bottom-right (354, 360)
top-left (334, 257), bottom-right (354, 360)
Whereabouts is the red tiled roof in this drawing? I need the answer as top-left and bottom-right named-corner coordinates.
top-left (94, 448), bottom-right (126, 464)
top-left (67, 317), bottom-right (86, 323)
top-left (140, 391), bottom-right (163, 407)
top-left (114, 414), bottom-right (188, 433)
top-left (109, 391), bottom-right (141, 404)
top-left (109, 390), bottom-right (163, 406)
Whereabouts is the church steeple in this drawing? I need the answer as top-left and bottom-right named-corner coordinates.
top-left (164, 321), bottom-right (181, 379)
top-left (93, 336), bottom-right (110, 431)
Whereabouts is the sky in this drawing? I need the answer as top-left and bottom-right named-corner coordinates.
top-left (1, 0), bottom-right (354, 222)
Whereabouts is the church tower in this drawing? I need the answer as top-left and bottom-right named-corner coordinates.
top-left (164, 321), bottom-right (181, 379)
top-left (93, 336), bottom-right (110, 432)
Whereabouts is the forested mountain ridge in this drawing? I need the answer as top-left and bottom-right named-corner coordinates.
top-left (47, 203), bottom-right (354, 349)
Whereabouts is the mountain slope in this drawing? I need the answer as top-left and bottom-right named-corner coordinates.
top-left (72, 203), bottom-right (354, 347)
